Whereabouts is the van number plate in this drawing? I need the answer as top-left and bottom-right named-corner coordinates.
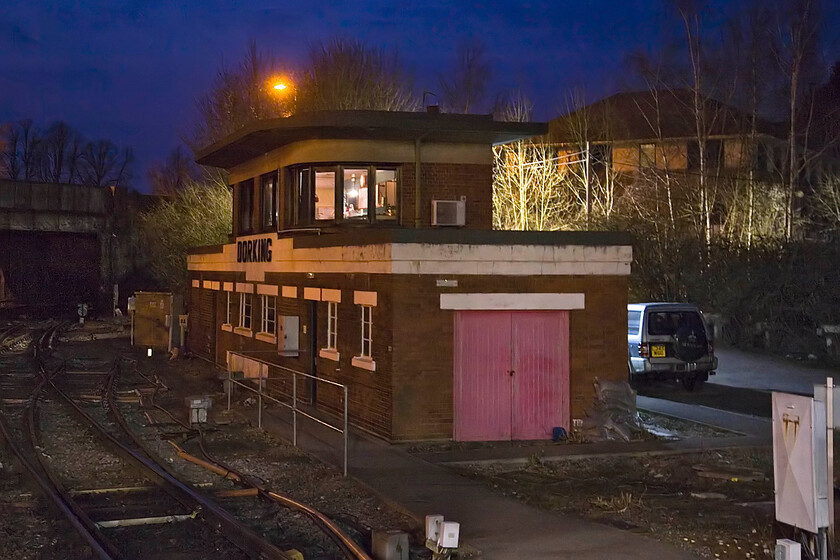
top-left (651, 345), bottom-right (666, 358)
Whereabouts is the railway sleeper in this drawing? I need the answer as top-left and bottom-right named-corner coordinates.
top-left (94, 507), bottom-right (201, 529)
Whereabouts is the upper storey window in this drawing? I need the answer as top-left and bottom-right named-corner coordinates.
top-left (287, 164), bottom-right (398, 227)
top-left (261, 172), bottom-right (278, 229)
top-left (238, 179), bottom-right (254, 234)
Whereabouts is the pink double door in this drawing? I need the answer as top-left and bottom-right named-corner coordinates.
top-left (453, 311), bottom-right (570, 441)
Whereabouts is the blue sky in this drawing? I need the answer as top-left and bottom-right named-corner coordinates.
top-left (2, 1), bottom-right (838, 191)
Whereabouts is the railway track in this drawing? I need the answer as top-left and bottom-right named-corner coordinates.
top-left (0, 323), bottom-right (376, 560)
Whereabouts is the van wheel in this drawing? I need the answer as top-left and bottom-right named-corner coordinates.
top-left (681, 375), bottom-right (704, 391)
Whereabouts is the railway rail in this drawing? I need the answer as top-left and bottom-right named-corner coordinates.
top-left (0, 322), bottom-right (375, 559)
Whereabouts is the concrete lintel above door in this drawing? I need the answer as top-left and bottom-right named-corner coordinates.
top-left (440, 293), bottom-right (584, 311)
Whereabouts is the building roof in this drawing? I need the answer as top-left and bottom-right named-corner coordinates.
top-left (196, 110), bottom-right (547, 169)
top-left (548, 89), bottom-right (785, 144)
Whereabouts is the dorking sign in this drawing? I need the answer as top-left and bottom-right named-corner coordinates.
top-left (237, 238), bottom-right (272, 263)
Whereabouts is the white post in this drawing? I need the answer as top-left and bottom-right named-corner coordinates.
top-left (343, 385), bottom-right (349, 477)
top-left (258, 368), bottom-right (263, 429)
top-left (292, 373), bottom-right (297, 447)
top-left (827, 377), bottom-right (834, 541)
top-left (585, 140), bottom-right (591, 230)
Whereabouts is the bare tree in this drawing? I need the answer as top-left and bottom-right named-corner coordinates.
top-left (439, 39), bottom-right (492, 113)
top-left (494, 93), bottom-right (583, 231)
top-left (81, 139), bottom-right (132, 187)
top-left (148, 147), bottom-right (201, 196)
top-left (813, 174), bottom-right (840, 233)
top-left (18, 120), bottom-right (42, 182)
top-left (191, 41), bottom-right (288, 149)
top-left (297, 38), bottom-right (417, 112)
top-left (0, 124), bottom-right (21, 180)
top-left (773, 0), bottom-right (824, 239)
top-left (40, 121), bottom-right (83, 183)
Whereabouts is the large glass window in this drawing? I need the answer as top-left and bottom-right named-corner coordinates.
top-left (374, 169), bottom-right (397, 221)
top-left (261, 172), bottom-right (277, 229)
top-left (238, 179), bottom-right (254, 234)
top-left (315, 168), bottom-right (336, 221)
top-left (343, 168), bottom-right (369, 220)
top-left (285, 165), bottom-right (398, 227)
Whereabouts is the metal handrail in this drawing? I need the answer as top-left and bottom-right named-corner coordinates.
top-left (225, 351), bottom-right (349, 476)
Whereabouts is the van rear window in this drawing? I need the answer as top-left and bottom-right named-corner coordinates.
top-left (648, 311), bottom-right (704, 336)
top-left (628, 311), bottom-right (641, 334)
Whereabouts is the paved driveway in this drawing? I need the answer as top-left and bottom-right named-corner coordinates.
top-left (712, 346), bottom-right (839, 395)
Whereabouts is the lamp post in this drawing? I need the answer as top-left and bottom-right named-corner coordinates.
top-left (271, 79), bottom-right (295, 116)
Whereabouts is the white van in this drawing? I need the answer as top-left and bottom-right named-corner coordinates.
top-left (627, 302), bottom-right (718, 390)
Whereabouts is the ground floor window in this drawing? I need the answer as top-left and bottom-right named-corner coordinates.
top-left (239, 293), bottom-right (252, 330)
top-left (360, 305), bottom-right (373, 358)
top-left (225, 291), bottom-right (233, 324)
top-left (261, 295), bottom-right (276, 334)
top-left (327, 301), bottom-right (338, 349)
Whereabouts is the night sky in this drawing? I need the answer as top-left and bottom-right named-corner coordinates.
top-left (2, 1), bottom-right (839, 192)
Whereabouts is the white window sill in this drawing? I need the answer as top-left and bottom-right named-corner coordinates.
top-left (255, 332), bottom-right (277, 344)
top-left (319, 348), bottom-right (340, 361)
top-left (352, 356), bottom-right (376, 371)
top-left (221, 323), bottom-right (233, 332)
top-left (234, 327), bottom-right (253, 337)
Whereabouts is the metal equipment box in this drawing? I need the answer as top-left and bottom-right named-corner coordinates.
top-left (371, 530), bottom-right (409, 560)
top-left (132, 291), bottom-right (172, 350)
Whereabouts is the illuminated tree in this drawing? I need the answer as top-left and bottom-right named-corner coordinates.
top-left (139, 173), bottom-right (232, 292)
top-left (493, 93), bottom-right (583, 231)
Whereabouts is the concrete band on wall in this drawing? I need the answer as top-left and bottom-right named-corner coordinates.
top-left (440, 293), bottom-right (585, 310)
top-left (188, 238), bottom-right (632, 281)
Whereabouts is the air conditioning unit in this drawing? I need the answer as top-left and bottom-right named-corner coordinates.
top-left (432, 199), bottom-right (466, 226)
top-left (775, 539), bottom-right (801, 560)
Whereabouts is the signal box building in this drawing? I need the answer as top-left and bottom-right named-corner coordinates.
top-left (186, 111), bottom-right (632, 442)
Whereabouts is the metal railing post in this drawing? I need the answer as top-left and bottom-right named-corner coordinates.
top-left (292, 373), bottom-right (297, 447)
top-left (343, 386), bottom-right (348, 477)
top-left (227, 363), bottom-right (231, 412)
top-left (257, 370), bottom-right (263, 429)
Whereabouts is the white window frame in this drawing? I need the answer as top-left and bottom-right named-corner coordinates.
top-left (261, 295), bottom-right (276, 335)
top-left (225, 291), bottom-right (232, 324)
top-left (360, 305), bottom-right (372, 358)
top-left (319, 301), bottom-right (340, 361)
top-left (239, 293), bottom-right (252, 330)
top-left (352, 304), bottom-right (375, 371)
top-left (327, 301), bottom-right (338, 350)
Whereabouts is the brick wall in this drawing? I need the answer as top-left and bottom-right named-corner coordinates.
top-left (400, 162), bottom-right (493, 229)
top-left (390, 274), bottom-right (628, 440)
top-left (189, 268), bottom-right (628, 442)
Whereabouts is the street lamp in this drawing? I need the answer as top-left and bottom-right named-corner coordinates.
top-left (270, 79), bottom-right (295, 116)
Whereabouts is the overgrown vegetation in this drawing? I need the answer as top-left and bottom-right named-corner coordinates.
top-left (138, 173), bottom-right (231, 293)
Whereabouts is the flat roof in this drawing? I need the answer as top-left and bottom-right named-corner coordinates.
top-left (196, 110), bottom-right (547, 169)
